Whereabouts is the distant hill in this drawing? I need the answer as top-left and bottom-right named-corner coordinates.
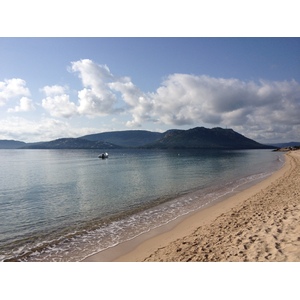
top-left (144, 127), bottom-right (274, 149)
top-left (270, 142), bottom-right (300, 148)
top-left (0, 140), bottom-right (26, 149)
top-left (81, 127), bottom-right (273, 149)
top-left (23, 138), bottom-right (121, 149)
top-left (1, 127), bottom-right (276, 150)
top-left (81, 130), bottom-right (163, 147)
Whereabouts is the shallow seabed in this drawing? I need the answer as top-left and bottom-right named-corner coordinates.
top-left (0, 149), bottom-right (284, 261)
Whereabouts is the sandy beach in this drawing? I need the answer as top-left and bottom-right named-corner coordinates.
top-left (84, 150), bottom-right (300, 262)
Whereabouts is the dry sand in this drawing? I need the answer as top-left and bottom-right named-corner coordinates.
top-left (84, 150), bottom-right (300, 262)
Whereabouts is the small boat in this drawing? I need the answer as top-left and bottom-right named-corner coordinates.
top-left (98, 152), bottom-right (109, 159)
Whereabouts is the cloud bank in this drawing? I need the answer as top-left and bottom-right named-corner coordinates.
top-left (0, 78), bottom-right (31, 107)
top-left (1, 59), bottom-right (299, 143)
top-left (0, 116), bottom-right (99, 142)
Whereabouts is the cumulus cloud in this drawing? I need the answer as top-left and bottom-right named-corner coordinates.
top-left (40, 61), bottom-right (126, 118)
top-left (0, 78), bottom-right (31, 106)
top-left (41, 59), bottom-right (125, 118)
top-left (108, 77), bottom-right (154, 127)
top-left (144, 74), bottom-right (299, 142)
top-left (70, 59), bottom-right (120, 116)
top-left (41, 85), bottom-right (78, 118)
top-left (107, 72), bottom-right (300, 137)
top-left (3, 60), bottom-right (299, 143)
top-left (42, 94), bottom-right (78, 118)
top-left (70, 61), bottom-right (300, 141)
top-left (42, 85), bottom-right (67, 96)
top-left (8, 97), bottom-right (36, 113)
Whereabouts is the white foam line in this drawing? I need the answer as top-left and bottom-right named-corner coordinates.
top-left (17, 169), bottom-right (277, 262)
top-left (80, 170), bottom-right (275, 262)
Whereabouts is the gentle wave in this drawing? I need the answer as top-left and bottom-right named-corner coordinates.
top-left (0, 149), bottom-right (284, 262)
top-left (3, 170), bottom-right (274, 262)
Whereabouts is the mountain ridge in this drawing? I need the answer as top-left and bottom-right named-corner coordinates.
top-left (81, 130), bottom-right (162, 148)
top-left (0, 140), bottom-right (27, 149)
top-left (20, 138), bottom-right (122, 149)
top-left (269, 141), bottom-right (300, 148)
top-left (143, 127), bottom-right (273, 149)
top-left (0, 127), bottom-right (277, 149)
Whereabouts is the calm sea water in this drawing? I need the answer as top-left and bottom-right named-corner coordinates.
top-left (0, 148), bottom-right (284, 261)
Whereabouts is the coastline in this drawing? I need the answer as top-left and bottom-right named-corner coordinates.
top-left (83, 150), bottom-right (300, 262)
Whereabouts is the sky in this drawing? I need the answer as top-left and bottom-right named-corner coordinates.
top-left (0, 37), bottom-right (299, 144)
top-left (0, 3), bottom-right (299, 144)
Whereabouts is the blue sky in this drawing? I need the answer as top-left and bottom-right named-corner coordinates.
top-left (1, 37), bottom-right (299, 144)
top-left (0, 3), bottom-right (299, 144)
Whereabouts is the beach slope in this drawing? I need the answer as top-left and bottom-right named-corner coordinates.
top-left (113, 151), bottom-right (300, 262)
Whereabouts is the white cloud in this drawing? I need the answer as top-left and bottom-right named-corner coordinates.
top-left (8, 97), bottom-right (36, 113)
top-left (71, 59), bottom-right (113, 87)
top-left (40, 62), bottom-right (123, 118)
top-left (41, 84), bottom-right (77, 118)
top-left (119, 74), bottom-right (299, 143)
top-left (42, 94), bottom-right (78, 118)
top-left (70, 59), bottom-right (119, 116)
top-left (2, 61), bottom-right (299, 143)
top-left (40, 67), bottom-right (123, 118)
top-left (0, 116), bottom-right (100, 142)
top-left (41, 85), bottom-right (68, 96)
top-left (70, 63), bottom-right (300, 142)
top-left (108, 77), bottom-right (154, 126)
top-left (0, 78), bottom-right (31, 106)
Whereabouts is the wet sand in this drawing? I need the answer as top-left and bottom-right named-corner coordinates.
top-left (84, 150), bottom-right (300, 262)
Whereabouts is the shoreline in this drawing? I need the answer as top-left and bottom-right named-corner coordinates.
top-left (83, 150), bottom-right (300, 262)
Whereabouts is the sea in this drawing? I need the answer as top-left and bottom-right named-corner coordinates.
top-left (0, 148), bottom-right (284, 262)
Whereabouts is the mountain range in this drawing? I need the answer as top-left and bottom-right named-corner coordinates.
top-left (268, 142), bottom-right (300, 148)
top-left (0, 127), bottom-right (280, 150)
top-left (0, 140), bottom-right (27, 149)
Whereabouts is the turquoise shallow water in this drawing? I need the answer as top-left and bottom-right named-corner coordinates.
top-left (0, 148), bottom-right (284, 261)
